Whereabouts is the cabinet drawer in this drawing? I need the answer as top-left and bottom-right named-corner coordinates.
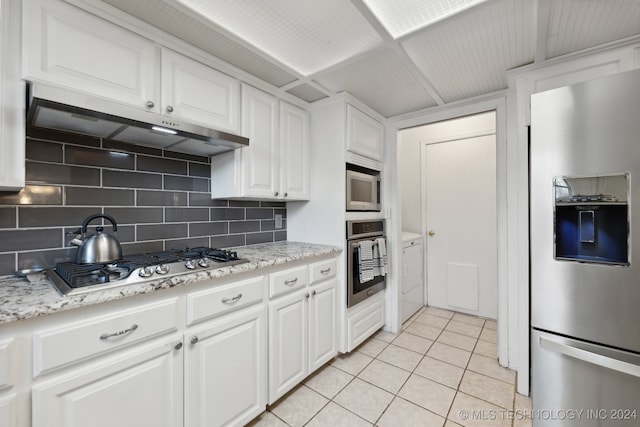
top-left (347, 294), bottom-right (385, 352)
top-left (186, 276), bottom-right (265, 325)
top-left (269, 266), bottom-right (308, 298)
top-left (33, 298), bottom-right (178, 377)
top-left (308, 258), bottom-right (337, 285)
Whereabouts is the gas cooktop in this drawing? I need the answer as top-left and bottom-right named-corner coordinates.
top-left (47, 247), bottom-right (249, 296)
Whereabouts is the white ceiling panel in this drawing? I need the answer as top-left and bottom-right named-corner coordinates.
top-left (363, 0), bottom-right (488, 39)
top-left (286, 84), bottom-right (328, 103)
top-left (316, 47), bottom-right (438, 117)
top-left (173, 0), bottom-right (384, 76)
top-left (102, 0), bottom-right (299, 87)
top-left (546, 0), bottom-right (640, 59)
top-left (401, 0), bottom-right (535, 102)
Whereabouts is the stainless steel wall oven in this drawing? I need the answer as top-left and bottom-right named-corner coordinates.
top-left (346, 219), bottom-right (386, 307)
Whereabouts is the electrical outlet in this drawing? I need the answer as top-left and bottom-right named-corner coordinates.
top-left (275, 214), bottom-right (283, 229)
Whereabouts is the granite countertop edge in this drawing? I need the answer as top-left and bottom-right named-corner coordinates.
top-left (0, 241), bottom-right (342, 326)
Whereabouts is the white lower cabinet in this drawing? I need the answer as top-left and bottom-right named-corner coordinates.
top-left (346, 292), bottom-right (385, 352)
top-left (268, 288), bottom-right (308, 403)
top-left (32, 338), bottom-right (184, 427)
top-left (4, 256), bottom-right (343, 426)
top-left (268, 274), bottom-right (337, 404)
top-left (185, 304), bottom-right (266, 427)
top-left (308, 279), bottom-right (338, 373)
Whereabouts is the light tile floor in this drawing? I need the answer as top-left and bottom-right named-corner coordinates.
top-left (249, 306), bottom-right (532, 427)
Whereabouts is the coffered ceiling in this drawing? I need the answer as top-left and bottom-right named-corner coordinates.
top-left (102, 0), bottom-right (640, 118)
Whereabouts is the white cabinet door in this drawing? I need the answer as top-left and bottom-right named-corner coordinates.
top-left (346, 104), bottom-right (384, 161)
top-left (23, 0), bottom-right (159, 111)
top-left (308, 279), bottom-right (337, 373)
top-left (241, 84), bottom-right (279, 198)
top-left (161, 49), bottom-right (240, 134)
top-left (280, 101), bottom-right (310, 200)
top-left (185, 304), bottom-right (266, 427)
top-left (32, 339), bottom-right (183, 427)
top-left (268, 289), bottom-right (308, 404)
top-left (0, 0), bottom-right (24, 191)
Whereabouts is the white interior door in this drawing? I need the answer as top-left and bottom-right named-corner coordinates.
top-left (424, 135), bottom-right (497, 318)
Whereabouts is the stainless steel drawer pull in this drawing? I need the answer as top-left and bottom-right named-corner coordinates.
top-left (284, 278), bottom-right (298, 286)
top-left (221, 293), bottom-right (243, 304)
top-left (100, 324), bottom-right (138, 340)
top-left (320, 268), bottom-right (331, 274)
top-left (540, 336), bottom-right (640, 378)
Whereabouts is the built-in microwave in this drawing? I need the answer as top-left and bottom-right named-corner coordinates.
top-left (346, 165), bottom-right (381, 211)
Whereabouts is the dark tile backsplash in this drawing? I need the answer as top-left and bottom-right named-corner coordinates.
top-left (0, 127), bottom-right (287, 275)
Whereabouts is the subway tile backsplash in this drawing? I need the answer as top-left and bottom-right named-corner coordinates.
top-left (0, 127), bottom-right (287, 275)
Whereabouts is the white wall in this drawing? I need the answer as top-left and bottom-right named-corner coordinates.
top-left (398, 112), bottom-right (496, 233)
top-left (397, 129), bottom-right (422, 233)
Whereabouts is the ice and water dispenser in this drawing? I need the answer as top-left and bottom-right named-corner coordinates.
top-left (553, 174), bottom-right (629, 265)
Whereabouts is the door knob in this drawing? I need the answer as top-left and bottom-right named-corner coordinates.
top-left (428, 230), bottom-right (436, 236)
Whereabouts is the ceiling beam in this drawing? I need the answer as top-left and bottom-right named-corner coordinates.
top-left (534, 0), bottom-right (551, 63)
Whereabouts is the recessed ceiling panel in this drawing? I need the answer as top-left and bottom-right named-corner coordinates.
top-left (102, 0), bottom-right (298, 87)
top-left (402, 0), bottom-right (535, 103)
top-left (174, 0), bottom-right (383, 76)
top-left (286, 84), bottom-right (328, 103)
top-left (546, 0), bottom-right (640, 59)
top-left (363, 0), bottom-right (487, 39)
top-left (316, 47), bottom-right (438, 117)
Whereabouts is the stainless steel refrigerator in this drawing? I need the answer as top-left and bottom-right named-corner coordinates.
top-left (530, 69), bottom-right (640, 426)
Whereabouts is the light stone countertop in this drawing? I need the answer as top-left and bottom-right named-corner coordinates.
top-left (0, 241), bottom-right (342, 325)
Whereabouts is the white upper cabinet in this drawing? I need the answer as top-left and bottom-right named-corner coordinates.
top-left (22, 0), bottom-right (160, 111)
top-left (211, 84), bottom-right (309, 201)
top-left (240, 84), bottom-right (279, 198)
top-left (22, 0), bottom-right (242, 136)
top-left (346, 104), bottom-right (384, 161)
top-left (161, 48), bottom-right (240, 134)
top-left (279, 101), bottom-right (310, 200)
top-left (0, 0), bottom-right (25, 191)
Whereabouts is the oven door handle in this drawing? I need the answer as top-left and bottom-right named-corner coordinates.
top-left (539, 336), bottom-right (640, 378)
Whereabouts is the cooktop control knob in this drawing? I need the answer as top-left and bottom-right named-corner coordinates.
top-left (185, 260), bottom-right (196, 270)
top-left (198, 258), bottom-right (210, 268)
top-left (155, 264), bottom-right (170, 275)
top-left (138, 266), bottom-right (155, 278)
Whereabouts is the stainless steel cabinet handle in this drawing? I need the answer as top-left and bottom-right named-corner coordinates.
top-left (305, 293), bottom-right (310, 299)
top-left (275, 192), bottom-right (279, 196)
top-left (191, 336), bottom-right (199, 345)
top-left (221, 293), bottom-right (243, 304)
top-left (320, 268), bottom-right (331, 274)
top-left (174, 342), bottom-right (183, 350)
top-left (540, 336), bottom-right (640, 378)
top-left (166, 105), bottom-right (174, 113)
top-left (311, 290), bottom-right (317, 296)
top-left (284, 278), bottom-right (298, 286)
top-left (284, 193), bottom-right (288, 197)
top-left (145, 101), bottom-right (155, 109)
top-left (100, 324), bottom-right (138, 340)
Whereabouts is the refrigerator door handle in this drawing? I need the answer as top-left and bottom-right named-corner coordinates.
top-left (540, 336), bottom-right (640, 378)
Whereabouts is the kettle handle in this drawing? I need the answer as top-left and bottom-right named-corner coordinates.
top-left (81, 214), bottom-right (118, 234)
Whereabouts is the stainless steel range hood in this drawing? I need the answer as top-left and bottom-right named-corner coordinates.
top-left (26, 83), bottom-right (249, 156)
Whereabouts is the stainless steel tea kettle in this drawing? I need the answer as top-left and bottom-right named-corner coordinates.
top-left (71, 214), bottom-right (123, 264)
